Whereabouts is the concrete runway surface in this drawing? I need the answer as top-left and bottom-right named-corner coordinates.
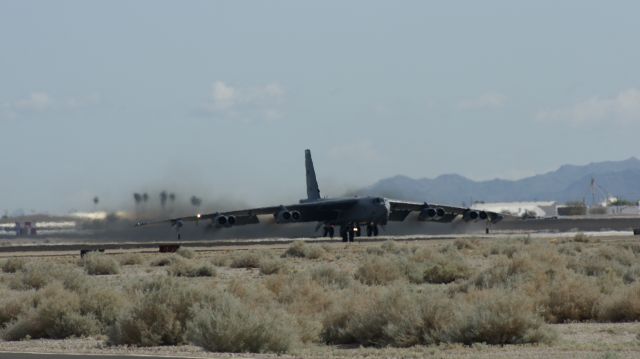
top-left (0, 353), bottom-right (202, 359)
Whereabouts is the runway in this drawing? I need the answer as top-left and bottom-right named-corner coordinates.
top-left (0, 353), bottom-right (203, 359)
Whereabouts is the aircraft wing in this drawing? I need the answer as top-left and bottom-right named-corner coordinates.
top-left (387, 199), bottom-right (506, 223)
top-left (136, 198), bottom-right (359, 227)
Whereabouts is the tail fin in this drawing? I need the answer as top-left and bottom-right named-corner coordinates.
top-left (305, 149), bottom-right (321, 201)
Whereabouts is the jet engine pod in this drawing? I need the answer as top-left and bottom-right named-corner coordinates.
top-left (172, 219), bottom-right (184, 229)
top-left (290, 210), bottom-right (301, 221)
top-left (464, 210), bottom-right (479, 222)
top-left (226, 215), bottom-right (237, 227)
top-left (479, 211), bottom-right (488, 220)
top-left (419, 207), bottom-right (446, 221)
top-left (276, 209), bottom-right (292, 223)
top-left (214, 215), bottom-right (228, 227)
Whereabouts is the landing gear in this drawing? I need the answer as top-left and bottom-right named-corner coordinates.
top-left (323, 225), bottom-right (335, 238)
top-left (366, 223), bottom-right (379, 237)
top-left (340, 225), bottom-right (356, 242)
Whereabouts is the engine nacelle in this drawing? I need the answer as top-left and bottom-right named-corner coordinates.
top-left (463, 210), bottom-right (480, 222)
top-left (479, 211), bottom-right (488, 220)
top-left (171, 219), bottom-right (184, 229)
top-left (276, 209), bottom-right (301, 223)
top-left (227, 215), bottom-right (237, 226)
top-left (276, 209), bottom-right (291, 223)
top-left (213, 215), bottom-right (228, 227)
top-left (419, 207), bottom-right (446, 221)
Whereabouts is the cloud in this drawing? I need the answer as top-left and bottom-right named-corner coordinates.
top-left (1, 91), bottom-right (101, 120)
top-left (458, 92), bottom-right (507, 110)
top-left (65, 94), bottom-right (101, 109)
top-left (200, 81), bottom-right (285, 121)
top-left (536, 88), bottom-right (640, 125)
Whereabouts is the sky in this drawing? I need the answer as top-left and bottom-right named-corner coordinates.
top-left (1, 1), bottom-right (640, 213)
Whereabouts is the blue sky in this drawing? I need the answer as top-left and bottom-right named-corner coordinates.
top-left (1, 1), bottom-right (640, 213)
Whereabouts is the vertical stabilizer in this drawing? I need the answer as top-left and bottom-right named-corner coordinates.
top-left (305, 149), bottom-right (321, 201)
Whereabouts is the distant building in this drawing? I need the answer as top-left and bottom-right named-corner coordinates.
top-left (15, 221), bottom-right (37, 236)
top-left (471, 201), bottom-right (557, 218)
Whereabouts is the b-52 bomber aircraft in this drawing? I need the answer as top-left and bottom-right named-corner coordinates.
top-left (137, 149), bottom-right (504, 242)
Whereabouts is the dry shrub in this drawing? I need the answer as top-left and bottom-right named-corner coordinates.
top-left (324, 286), bottom-right (423, 347)
top-left (573, 232), bottom-right (590, 243)
top-left (108, 277), bottom-right (213, 346)
top-left (449, 289), bottom-right (553, 345)
top-left (82, 253), bottom-right (120, 275)
top-left (310, 265), bottom-right (352, 289)
top-left (597, 283), bottom-right (640, 322)
top-left (355, 255), bottom-right (404, 285)
top-left (413, 251), bottom-right (470, 284)
top-left (383, 240), bottom-right (416, 254)
top-left (118, 253), bottom-right (144, 266)
top-left (210, 255), bottom-right (232, 267)
top-left (264, 273), bottom-right (331, 343)
top-left (422, 260), bottom-right (470, 284)
top-left (597, 246), bottom-right (636, 267)
top-left (283, 241), bottom-right (327, 259)
top-left (2, 283), bottom-right (100, 340)
top-left (79, 284), bottom-right (127, 327)
top-left (284, 241), bottom-right (307, 257)
top-left (267, 273), bottom-right (333, 315)
top-left (259, 258), bottom-right (286, 275)
top-left (10, 262), bottom-right (85, 291)
top-left (454, 238), bottom-right (477, 250)
top-left (168, 259), bottom-right (216, 277)
top-left (151, 256), bottom-right (175, 267)
top-left (176, 247), bottom-right (196, 259)
top-left (230, 252), bottom-right (263, 268)
top-left (0, 289), bottom-right (36, 327)
top-left (2, 257), bottom-right (26, 273)
top-left (321, 286), bottom-right (553, 347)
top-left (187, 293), bottom-right (298, 353)
top-left (469, 255), bottom-right (538, 290)
top-left (545, 273), bottom-right (601, 322)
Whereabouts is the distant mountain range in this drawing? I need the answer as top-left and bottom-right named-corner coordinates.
top-left (355, 157), bottom-right (640, 205)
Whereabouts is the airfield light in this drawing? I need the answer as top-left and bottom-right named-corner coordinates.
top-left (196, 213), bottom-right (202, 219)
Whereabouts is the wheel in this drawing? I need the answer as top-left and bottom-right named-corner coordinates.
top-left (372, 225), bottom-right (379, 236)
top-left (323, 227), bottom-right (329, 237)
top-left (328, 227), bottom-right (335, 238)
top-left (356, 225), bottom-right (362, 237)
top-left (341, 227), bottom-right (348, 242)
top-left (348, 229), bottom-right (355, 242)
top-left (366, 225), bottom-right (373, 237)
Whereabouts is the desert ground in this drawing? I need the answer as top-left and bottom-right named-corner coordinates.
top-left (1, 234), bottom-right (640, 358)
